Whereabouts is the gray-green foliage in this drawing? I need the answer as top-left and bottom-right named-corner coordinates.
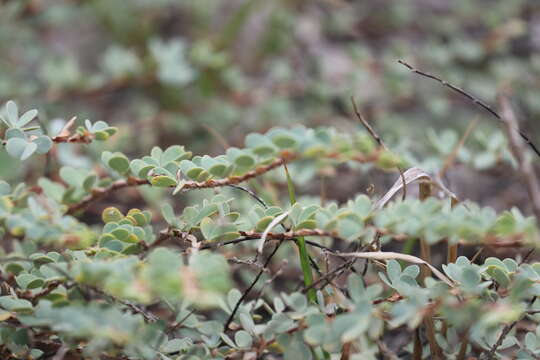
top-left (3, 1), bottom-right (540, 358)
top-left (1, 98), bottom-right (539, 359)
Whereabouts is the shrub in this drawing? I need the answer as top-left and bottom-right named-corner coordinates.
top-left (0, 99), bottom-right (539, 359)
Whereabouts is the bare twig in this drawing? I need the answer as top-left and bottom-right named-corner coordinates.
top-left (485, 321), bottom-right (517, 359)
top-left (499, 95), bottom-right (540, 221)
top-left (227, 184), bottom-right (268, 208)
top-left (350, 97), bottom-right (388, 151)
top-left (302, 258), bottom-right (355, 294)
top-left (51, 117), bottom-right (95, 144)
top-left (350, 96), bottom-right (407, 200)
top-left (485, 295), bottom-right (537, 359)
top-left (439, 117), bottom-right (479, 178)
top-left (166, 308), bottom-right (197, 335)
top-left (223, 242), bottom-right (282, 331)
top-left (398, 59), bottom-right (540, 159)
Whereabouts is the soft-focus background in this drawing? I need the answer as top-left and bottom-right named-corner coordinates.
top-left (2, 0), bottom-right (540, 216)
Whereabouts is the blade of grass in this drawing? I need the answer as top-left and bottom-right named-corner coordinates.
top-left (418, 181), bottom-right (444, 360)
top-left (284, 164), bottom-right (316, 304)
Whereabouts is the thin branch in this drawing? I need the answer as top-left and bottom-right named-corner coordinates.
top-left (196, 229), bottom-right (343, 253)
top-left (18, 280), bottom-right (62, 305)
top-left (350, 96), bottom-right (388, 152)
top-left (439, 117), bottom-right (479, 178)
top-left (398, 59), bottom-right (540, 158)
top-left (350, 97), bottom-right (406, 200)
top-left (173, 226), bottom-right (529, 257)
top-left (485, 295), bottom-right (537, 359)
top-left (485, 321), bottom-right (517, 359)
top-left (227, 184), bottom-right (268, 208)
top-left (51, 117), bottom-right (95, 144)
top-left (1, 116), bottom-right (97, 147)
top-left (499, 95), bottom-right (540, 221)
top-left (67, 153), bottom-right (296, 214)
top-left (166, 308), bottom-right (197, 336)
top-left (302, 258), bottom-right (355, 294)
top-left (223, 242), bottom-right (282, 331)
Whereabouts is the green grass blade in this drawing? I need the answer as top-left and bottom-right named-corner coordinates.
top-left (284, 164), bottom-right (316, 304)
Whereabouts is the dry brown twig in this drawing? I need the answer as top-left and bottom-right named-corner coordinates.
top-left (499, 95), bottom-right (540, 221)
top-left (439, 117), bottom-right (479, 178)
top-left (350, 96), bottom-right (407, 201)
top-left (398, 59), bottom-right (540, 159)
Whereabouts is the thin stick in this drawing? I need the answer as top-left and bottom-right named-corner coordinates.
top-left (398, 60), bottom-right (540, 159)
top-left (350, 96), bottom-right (388, 151)
top-left (499, 95), bottom-right (540, 221)
top-left (223, 242), bottom-right (282, 331)
top-left (418, 181), bottom-right (444, 360)
top-left (350, 97), bottom-right (407, 200)
top-left (412, 328), bottom-right (422, 360)
top-left (439, 117), bottom-right (479, 178)
top-left (227, 184), bottom-right (268, 208)
top-left (485, 295), bottom-right (537, 359)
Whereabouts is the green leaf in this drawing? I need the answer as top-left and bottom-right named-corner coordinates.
top-left (255, 216), bottom-right (275, 232)
top-left (235, 330), bottom-right (252, 348)
top-left (29, 253), bottom-right (55, 264)
top-left (295, 220), bottom-right (316, 230)
top-left (5, 128), bottom-right (25, 139)
top-left (60, 166), bottom-right (85, 188)
top-left (6, 138), bottom-right (31, 160)
top-left (17, 109), bottom-right (38, 128)
top-left (196, 170), bottom-right (211, 182)
top-left (494, 212), bottom-right (517, 236)
top-left (272, 134), bottom-right (298, 149)
top-left (130, 159), bottom-right (155, 178)
top-left (102, 207), bottom-right (124, 223)
top-left (376, 151), bottom-right (401, 169)
top-left (127, 209), bottom-right (149, 226)
top-left (200, 217), bottom-right (215, 241)
top-left (5, 262), bottom-right (25, 275)
top-left (226, 148), bottom-right (255, 168)
top-left (208, 163), bottom-right (229, 178)
top-left (104, 127), bottom-right (118, 136)
top-left (93, 131), bottom-right (109, 141)
top-left (33, 136), bottom-right (53, 154)
top-left (161, 338), bottom-right (191, 354)
top-left (16, 274), bottom-right (44, 290)
top-left (227, 289), bottom-right (242, 311)
top-left (245, 133), bottom-right (276, 156)
top-left (235, 154), bottom-right (255, 168)
top-left (162, 145), bottom-right (190, 164)
top-left (82, 174), bottom-right (97, 192)
top-left (108, 152), bottom-right (130, 173)
top-left (486, 265), bottom-right (510, 288)
top-left (111, 228), bottom-right (130, 242)
top-left (336, 218), bottom-right (363, 240)
top-left (150, 175), bottom-right (176, 187)
top-left (283, 333), bottom-right (312, 360)
top-left (161, 203), bottom-right (178, 227)
top-left (239, 313), bottom-right (255, 334)
top-left (0, 296), bottom-right (33, 314)
top-left (5, 100), bottom-right (18, 125)
top-left (190, 251), bottom-right (231, 294)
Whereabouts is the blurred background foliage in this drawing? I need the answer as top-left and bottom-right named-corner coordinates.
top-left (1, 0), bottom-right (540, 214)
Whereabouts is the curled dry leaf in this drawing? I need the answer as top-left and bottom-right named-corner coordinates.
top-left (373, 167), bottom-right (459, 210)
